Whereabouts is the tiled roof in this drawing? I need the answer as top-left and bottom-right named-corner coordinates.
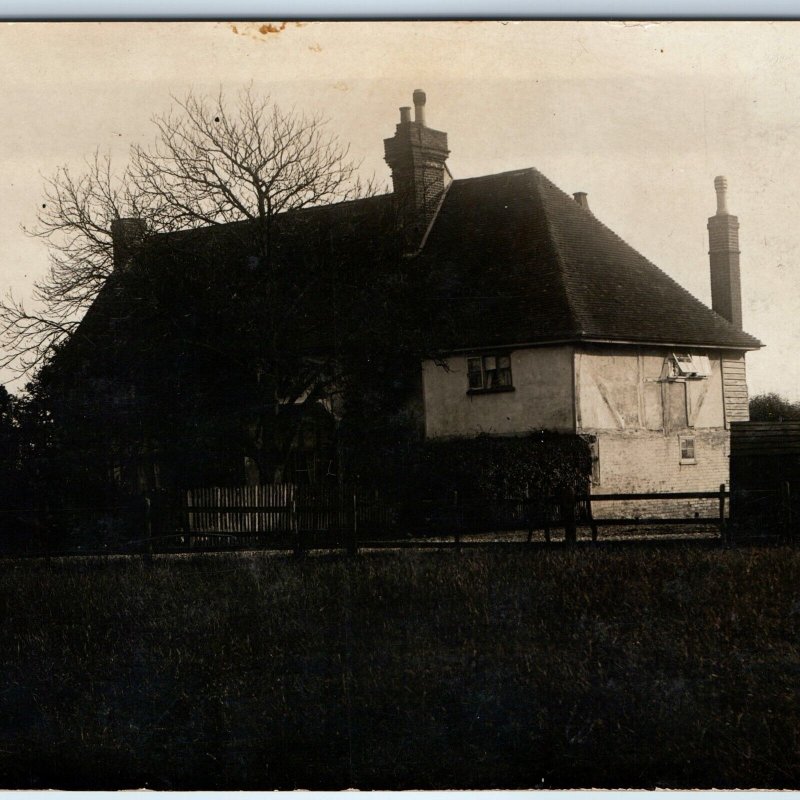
top-left (78, 166), bottom-right (762, 356)
top-left (420, 168), bottom-right (762, 351)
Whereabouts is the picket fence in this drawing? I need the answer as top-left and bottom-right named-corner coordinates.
top-left (184, 483), bottom-right (394, 537)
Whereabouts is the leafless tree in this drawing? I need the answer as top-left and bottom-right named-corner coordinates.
top-left (0, 86), bottom-right (372, 375)
top-left (131, 88), bottom-right (368, 232)
top-left (0, 153), bottom-right (151, 373)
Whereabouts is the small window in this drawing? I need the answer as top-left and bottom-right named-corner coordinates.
top-left (466, 353), bottom-right (514, 392)
top-left (679, 436), bottom-right (696, 464)
top-left (671, 353), bottom-right (712, 379)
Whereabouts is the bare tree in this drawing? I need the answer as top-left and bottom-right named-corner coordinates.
top-left (131, 88), bottom-right (368, 232)
top-left (0, 153), bottom-right (153, 373)
top-left (0, 86), bottom-right (372, 375)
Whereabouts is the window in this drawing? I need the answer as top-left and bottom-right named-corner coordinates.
top-left (671, 353), bottom-right (712, 379)
top-left (466, 353), bottom-right (513, 393)
top-left (679, 435), bottom-right (696, 464)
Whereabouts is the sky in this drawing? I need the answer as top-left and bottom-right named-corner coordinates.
top-left (1, 20), bottom-right (799, 398)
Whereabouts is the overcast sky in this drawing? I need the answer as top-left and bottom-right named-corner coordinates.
top-left (1, 21), bottom-right (799, 398)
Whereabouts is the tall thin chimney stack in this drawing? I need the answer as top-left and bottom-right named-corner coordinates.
top-left (707, 175), bottom-right (742, 329)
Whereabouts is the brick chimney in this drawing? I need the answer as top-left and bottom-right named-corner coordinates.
top-left (573, 191), bottom-right (590, 211)
top-left (707, 176), bottom-right (742, 328)
top-left (111, 218), bottom-right (147, 272)
top-left (383, 90), bottom-right (450, 246)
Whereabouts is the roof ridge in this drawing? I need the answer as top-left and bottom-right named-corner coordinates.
top-left (150, 191), bottom-right (394, 243)
top-left (450, 167), bottom-right (537, 186)
top-left (528, 169), bottom-right (584, 338)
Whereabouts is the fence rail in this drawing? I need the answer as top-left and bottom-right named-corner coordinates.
top-left (148, 483), bottom-right (735, 553)
top-left (2, 482), bottom-right (794, 559)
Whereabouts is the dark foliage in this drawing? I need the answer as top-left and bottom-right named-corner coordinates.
top-left (414, 431), bottom-right (592, 499)
top-left (22, 199), bottom-right (434, 499)
top-left (345, 426), bottom-right (592, 502)
top-left (749, 392), bottom-right (800, 422)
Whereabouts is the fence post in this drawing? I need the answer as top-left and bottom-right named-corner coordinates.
top-left (544, 496), bottom-right (551, 544)
top-left (781, 481), bottom-right (792, 542)
top-left (587, 490), bottom-right (598, 543)
top-left (143, 495), bottom-right (153, 561)
top-left (453, 490), bottom-right (461, 548)
top-left (293, 493), bottom-right (303, 558)
top-left (348, 489), bottom-right (358, 556)
top-left (525, 484), bottom-right (534, 544)
top-left (524, 484), bottom-right (531, 543)
top-left (718, 483), bottom-right (727, 543)
top-left (561, 486), bottom-right (577, 544)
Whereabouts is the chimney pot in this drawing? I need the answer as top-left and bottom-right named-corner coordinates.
top-left (573, 191), bottom-right (590, 210)
top-left (412, 89), bottom-right (426, 126)
top-left (399, 106), bottom-right (411, 124)
top-left (714, 175), bottom-right (729, 215)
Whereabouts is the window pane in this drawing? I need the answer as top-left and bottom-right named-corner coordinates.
top-left (496, 368), bottom-right (512, 386)
top-left (681, 438), bottom-right (695, 460)
top-left (467, 358), bottom-right (483, 389)
top-left (467, 354), bottom-right (513, 390)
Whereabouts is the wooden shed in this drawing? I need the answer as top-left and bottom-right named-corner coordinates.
top-left (730, 420), bottom-right (800, 535)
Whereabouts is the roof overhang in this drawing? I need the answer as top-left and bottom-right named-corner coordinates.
top-left (436, 336), bottom-right (764, 357)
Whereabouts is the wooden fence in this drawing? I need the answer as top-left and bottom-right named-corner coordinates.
top-left (150, 483), bottom-right (395, 553)
top-left (144, 483), bottom-right (735, 554)
top-left (2, 482), bottom-right (792, 558)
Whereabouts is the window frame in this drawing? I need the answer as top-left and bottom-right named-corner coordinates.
top-left (670, 352), bottom-right (712, 380)
top-left (679, 435), bottom-right (697, 465)
top-left (465, 352), bottom-right (515, 395)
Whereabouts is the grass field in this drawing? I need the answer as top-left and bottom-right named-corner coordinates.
top-left (0, 544), bottom-right (798, 789)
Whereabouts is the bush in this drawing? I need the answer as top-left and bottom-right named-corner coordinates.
top-left (408, 431), bottom-right (592, 501)
top-left (345, 428), bottom-right (591, 503)
top-left (749, 392), bottom-right (800, 422)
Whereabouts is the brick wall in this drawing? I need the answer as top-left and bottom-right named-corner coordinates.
top-left (590, 429), bottom-right (729, 519)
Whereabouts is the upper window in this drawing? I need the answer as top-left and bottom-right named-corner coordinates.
top-left (670, 353), bottom-right (712, 379)
top-left (466, 354), bottom-right (513, 393)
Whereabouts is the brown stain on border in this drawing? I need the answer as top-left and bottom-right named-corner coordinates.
top-left (229, 21), bottom-right (306, 42)
top-left (259, 22), bottom-right (286, 35)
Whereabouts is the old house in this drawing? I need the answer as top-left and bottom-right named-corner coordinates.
top-left (53, 90), bottom-right (762, 503)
